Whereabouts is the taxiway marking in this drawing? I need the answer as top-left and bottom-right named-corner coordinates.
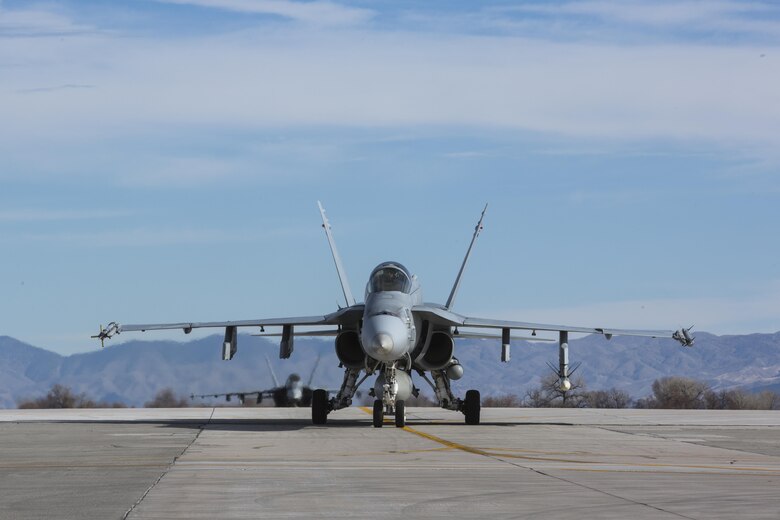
top-left (357, 407), bottom-right (780, 474)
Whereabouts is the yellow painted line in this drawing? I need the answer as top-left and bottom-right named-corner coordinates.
top-left (0, 463), bottom-right (168, 469)
top-left (356, 407), bottom-right (780, 473)
top-left (358, 406), bottom-right (393, 423)
top-left (553, 467), bottom-right (780, 477)
top-left (403, 426), bottom-right (594, 463)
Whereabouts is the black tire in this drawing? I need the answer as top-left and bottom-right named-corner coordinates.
top-left (373, 399), bottom-right (384, 428)
top-left (464, 389), bottom-right (480, 425)
top-left (395, 400), bottom-right (406, 428)
top-left (312, 389), bottom-right (328, 425)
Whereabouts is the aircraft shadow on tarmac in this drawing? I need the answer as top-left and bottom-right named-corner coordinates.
top-left (47, 418), bottom-right (574, 432)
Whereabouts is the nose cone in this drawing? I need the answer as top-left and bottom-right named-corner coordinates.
top-left (373, 333), bottom-right (394, 354)
top-left (361, 314), bottom-right (410, 361)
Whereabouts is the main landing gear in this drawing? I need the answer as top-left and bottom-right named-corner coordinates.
top-left (314, 365), bottom-right (481, 427)
top-left (312, 366), bottom-right (364, 426)
top-left (312, 389), bottom-right (328, 425)
top-left (463, 389), bottom-right (480, 425)
top-left (372, 399), bottom-right (383, 428)
top-left (424, 368), bottom-right (481, 425)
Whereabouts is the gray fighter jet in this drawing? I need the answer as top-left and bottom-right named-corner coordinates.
top-left (95, 203), bottom-right (694, 428)
top-left (190, 355), bottom-right (323, 407)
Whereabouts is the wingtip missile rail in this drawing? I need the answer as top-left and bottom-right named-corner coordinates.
top-left (672, 326), bottom-right (695, 347)
top-left (91, 322), bottom-right (121, 347)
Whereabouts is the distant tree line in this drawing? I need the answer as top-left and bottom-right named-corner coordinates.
top-left (17, 384), bottom-right (127, 409)
top-left (16, 385), bottom-right (190, 409)
top-left (16, 378), bottom-right (780, 410)
top-left (513, 374), bottom-right (779, 410)
top-left (634, 377), bottom-right (780, 410)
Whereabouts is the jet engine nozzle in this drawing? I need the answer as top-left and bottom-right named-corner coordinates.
top-left (361, 314), bottom-right (410, 361)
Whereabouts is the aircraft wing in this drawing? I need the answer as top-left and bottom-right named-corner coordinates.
top-left (96, 306), bottom-right (363, 340)
top-left (118, 316), bottom-right (328, 333)
top-left (94, 306), bottom-right (365, 361)
top-left (191, 389), bottom-right (275, 403)
top-left (412, 304), bottom-right (694, 346)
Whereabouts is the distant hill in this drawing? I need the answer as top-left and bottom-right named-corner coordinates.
top-left (1, 331), bottom-right (779, 408)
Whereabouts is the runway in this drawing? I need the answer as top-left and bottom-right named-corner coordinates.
top-left (1, 408), bottom-right (779, 519)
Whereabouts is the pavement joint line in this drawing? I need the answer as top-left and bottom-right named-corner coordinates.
top-left (511, 463), bottom-right (700, 520)
top-left (406, 424), bottom-right (780, 473)
top-left (358, 407), bottom-right (700, 519)
top-left (121, 407), bottom-right (215, 520)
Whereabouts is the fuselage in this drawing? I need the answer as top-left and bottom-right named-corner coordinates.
top-left (360, 262), bottom-right (422, 363)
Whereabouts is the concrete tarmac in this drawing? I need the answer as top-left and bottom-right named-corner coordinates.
top-left (1, 407), bottom-right (779, 519)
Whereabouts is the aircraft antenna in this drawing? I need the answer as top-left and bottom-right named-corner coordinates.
top-left (317, 201), bottom-right (357, 307)
top-left (445, 204), bottom-right (487, 310)
top-left (265, 354), bottom-right (280, 387)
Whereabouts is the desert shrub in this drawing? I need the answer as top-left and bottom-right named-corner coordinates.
top-left (144, 388), bottom-right (189, 408)
top-left (17, 384), bottom-right (126, 409)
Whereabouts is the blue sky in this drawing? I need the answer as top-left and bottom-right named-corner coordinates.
top-left (1, 0), bottom-right (779, 354)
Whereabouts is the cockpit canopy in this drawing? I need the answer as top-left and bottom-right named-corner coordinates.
top-left (366, 262), bottom-right (412, 294)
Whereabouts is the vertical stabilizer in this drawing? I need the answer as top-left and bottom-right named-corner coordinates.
top-left (445, 204), bottom-right (488, 310)
top-left (307, 355), bottom-right (322, 387)
top-left (318, 202), bottom-right (357, 307)
top-left (265, 355), bottom-right (280, 387)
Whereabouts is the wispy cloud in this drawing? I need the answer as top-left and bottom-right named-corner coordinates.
top-left (493, 1), bottom-right (780, 40)
top-left (12, 228), bottom-right (250, 247)
top-left (153, 0), bottom-right (374, 26)
top-left (16, 84), bottom-right (94, 94)
top-left (0, 209), bottom-right (132, 222)
top-left (0, 5), bottom-right (93, 36)
top-left (443, 151), bottom-right (494, 159)
top-left (6, 31), bottom-right (777, 147)
top-left (5, 224), bottom-right (315, 247)
top-left (1, 1), bottom-right (779, 181)
top-left (488, 282), bottom-right (780, 336)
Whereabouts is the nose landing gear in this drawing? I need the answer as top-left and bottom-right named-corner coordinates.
top-left (372, 364), bottom-right (407, 428)
top-left (371, 399), bottom-right (406, 428)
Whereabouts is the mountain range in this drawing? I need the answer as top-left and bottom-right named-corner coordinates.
top-left (2, 330), bottom-right (780, 408)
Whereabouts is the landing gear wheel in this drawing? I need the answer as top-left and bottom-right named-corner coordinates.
top-left (312, 389), bottom-right (328, 425)
top-left (372, 399), bottom-right (384, 428)
top-left (395, 400), bottom-right (406, 428)
top-left (464, 390), bottom-right (480, 425)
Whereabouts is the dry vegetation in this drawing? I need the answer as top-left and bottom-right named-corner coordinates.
top-left (487, 375), bottom-right (780, 410)
top-left (17, 385), bottom-right (191, 409)
top-left (144, 388), bottom-right (190, 408)
top-left (17, 384), bottom-right (126, 409)
top-left (17, 378), bottom-right (780, 411)
top-left (636, 377), bottom-right (780, 410)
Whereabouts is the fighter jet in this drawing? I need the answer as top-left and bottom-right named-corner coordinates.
top-left (190, 355), bottom-right (322, 407)
top-left (95, 203), bottom-right (694, 428)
